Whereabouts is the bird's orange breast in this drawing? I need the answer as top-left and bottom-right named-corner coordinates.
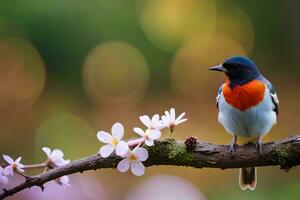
top-left (222, 79), bottom-right (265, 111)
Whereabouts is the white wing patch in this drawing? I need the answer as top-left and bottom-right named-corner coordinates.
top-left (216, 85), bottom-right (223, 110)
top-left (216, 92), bottom-right (221, 107)
top-left (271, 93), bottom-right (279, 104)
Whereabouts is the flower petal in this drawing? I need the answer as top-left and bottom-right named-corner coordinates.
top-left (148, 130), bottom-right (161, 140)
top-left (54, 159), bottom-right (70, 167)
top-left (157, 121), bottom-right (166, 130)
top-left (42, 147), bottom-right (51, 158)
top-left (151, 114), bottom-right (159, 123)
top-left (3, 166), bottom-right (13, 176)
top-left (176, 118), bottom-right (187, 125)
top-left (17, 167), bottom-right (25, 173)
top-left (15, 157), bottom-right (22, 163)
top-left (139, 115), bottom-right (151, 127)
top-left (2, 155), bottom-right (14, 164)
top-left (117, 158), bottom-right (130, 173)
top-left (111, 122), bottom-right (124, 141)
top-left (164, 111), bottom-right (170, 120)
top-left (116, 141), bottom-right (129, 157)
top-left (170, 108), bottom-right (176, 121)
top-left (176, 112), bottom-right (186, 121)
top-left (161, 115), bottom-right (168, 125)
top-left (145, 139), bottom-right (154, 146)
top-left (58, 176), bottom-right (71, 187)
top-left (151, 114), bottom-right (164, 130)
top-left (50, 149), bottom-right (64, 162)
top-left (133, 147), bottom-right (149, 161)
top-left (127, 138), bottom-right (145, 147)
top-left (99, 144), bottom-right (115, 158)
top-left (17, 163), bottom-right (24, 169)
top-left (133, 127), bottom-right (145, 137)
top-left (130, 160), bottom-right (145, 176)
top-left (97, 131), bottom-right (114, 144)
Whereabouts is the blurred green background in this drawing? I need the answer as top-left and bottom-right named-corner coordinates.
top-left (0, 0), bottom-right (299, 199)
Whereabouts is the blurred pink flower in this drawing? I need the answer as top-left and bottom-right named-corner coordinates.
top-left (0, 166), bottom-right (8, 185)
top-left (125, 175), bottom-right (207, 200)
top-left (13, 175), bottom-right (110, 200)
top-left (55, 175), bottom-right (71, 187)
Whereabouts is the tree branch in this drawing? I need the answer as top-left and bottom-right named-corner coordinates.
top-left (1, 135), bottom-right (300, 199)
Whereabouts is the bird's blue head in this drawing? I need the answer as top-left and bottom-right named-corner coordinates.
top-left (209, 56), bottom-right (261, 88)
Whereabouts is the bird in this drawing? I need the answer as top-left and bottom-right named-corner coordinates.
top-left (209, 56), bottom-right (279, 190)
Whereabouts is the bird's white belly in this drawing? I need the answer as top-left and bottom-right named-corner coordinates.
top-left (218, 89), bottom-right (277, 137)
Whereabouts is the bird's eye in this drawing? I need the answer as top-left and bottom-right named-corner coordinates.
top-left (222, 63), bottom-right (229, 68)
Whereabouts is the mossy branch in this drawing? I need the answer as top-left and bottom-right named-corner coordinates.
top-left (1, 135), bottom-right (300, 199)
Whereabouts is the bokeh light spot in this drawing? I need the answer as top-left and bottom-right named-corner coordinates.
top-left (217, 4), bottom-right (255, 54)
top-left (0, 37), bottom-right (46, 112)
top-left (83, 41), bottom-right (149, 105)
top-left (35, 112), bottom-right (97, 159)
top-left (171, 33), bottom-right (247, 100)
top-left (136, 0), bottom-right (217, 52)
top-left (20, 175), bottom-right (109, 200)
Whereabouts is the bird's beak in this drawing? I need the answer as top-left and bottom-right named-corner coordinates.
top-left (209, 65), bottom-right (228, 73)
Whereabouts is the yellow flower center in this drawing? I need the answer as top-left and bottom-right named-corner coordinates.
top-left (144, 129), bottom-right (152, 140)
top-left (12, 163), bottom-right (17, 169)
top-left (129, 154), bottom-right (137, 161)
top-left (145, 129), bottom-right (150, 136)
top-left (112, 139), bottom-right (118, 145)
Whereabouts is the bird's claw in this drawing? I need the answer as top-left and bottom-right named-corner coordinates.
top-left (256, 142), bottom-right (263, 155)
top-left (228, 135), bottom-right (237, 156)
top-left (228, 143), bottom-right (237, 155)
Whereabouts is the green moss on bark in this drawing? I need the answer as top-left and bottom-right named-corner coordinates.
top-left (144, 139), bottom-right (193, 164)
top-left (274, 147), bottom-right (296, 171)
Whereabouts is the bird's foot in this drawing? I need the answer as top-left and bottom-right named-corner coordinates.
top-left (228, 135), bottom-right (237, 156)
top-left (228, 143), bottom-right (237, 155)
top-left (256, 141), bottom-right (263, 155)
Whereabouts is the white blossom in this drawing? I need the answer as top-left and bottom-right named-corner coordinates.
top-left (2, 155), bottom-right (25, 176)
top-left (117, 147), bottom-right (148, 176)
top-left (0, 167), bottom-right (8, 185)
top-left (133, 127), bottom-right (161, 146)
top-left (42, 147), bottom-right (70, 168)
top-left (161, 108), bottom-right (187, 130)
top-left (97, 122), bottom-right (129, 158)
top-left (56, 175), bottom-right (71, 187)
top-left (139, 114), bottom-right (164, 130)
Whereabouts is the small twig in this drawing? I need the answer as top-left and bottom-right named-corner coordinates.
top-left (127, 138), bottom-right (144, 147)
top-left (15, 171), bottom-right (32, 180)
top-left (169, 126), bottom-right (175, 138)
top-left (23, 163), bottom-right (46, 169)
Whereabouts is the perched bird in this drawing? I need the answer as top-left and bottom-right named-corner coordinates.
top-left (209, 56), bottom-right (279, 190)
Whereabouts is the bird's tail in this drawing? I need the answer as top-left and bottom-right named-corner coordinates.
top-left (239, 167), bottom-right (257, 190)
